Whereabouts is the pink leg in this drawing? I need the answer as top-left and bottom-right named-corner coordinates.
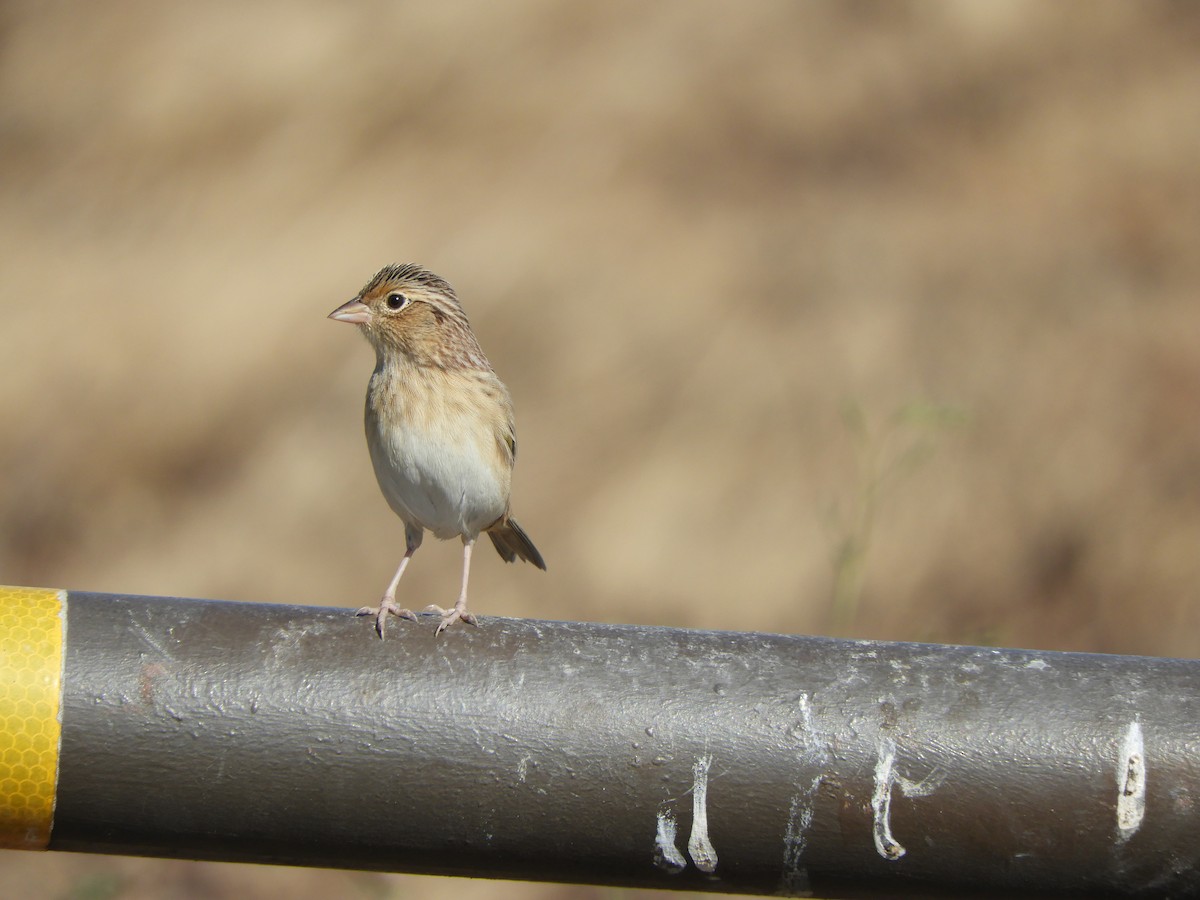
top-left (356, 527), bottom-right (421, 638)
top-left (426, 536), bottom-right (479, 634)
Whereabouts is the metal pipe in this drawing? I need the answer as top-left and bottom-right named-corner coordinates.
top-left (1, 586), bottom-right (1197, 897)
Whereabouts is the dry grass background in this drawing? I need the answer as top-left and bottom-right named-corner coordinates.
top-left (2, 2), bottom-right (1199, 898)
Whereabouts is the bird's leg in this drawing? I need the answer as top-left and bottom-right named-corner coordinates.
top-left (357, 526), bottom-right (422, 638)
top-left (427, 536), bottom-right (478, 634)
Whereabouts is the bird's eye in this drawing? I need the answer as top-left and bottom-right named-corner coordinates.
top-left (385, 292), bottom-right (408, 310)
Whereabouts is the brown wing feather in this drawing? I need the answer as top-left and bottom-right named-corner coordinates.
top-left (488, 518), bottom-right (546, 570)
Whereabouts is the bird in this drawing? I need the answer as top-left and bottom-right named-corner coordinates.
top-left (329, 263), bottom-right (546, 638)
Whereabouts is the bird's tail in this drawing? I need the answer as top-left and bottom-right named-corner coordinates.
top-left (488, 518), bottom-right (547, 570)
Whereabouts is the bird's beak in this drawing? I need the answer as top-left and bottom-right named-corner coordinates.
top-left (328, 298), bottom-right (371, 325)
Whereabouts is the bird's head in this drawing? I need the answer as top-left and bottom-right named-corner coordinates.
top-left (329, 264), bottom-right (483, 367)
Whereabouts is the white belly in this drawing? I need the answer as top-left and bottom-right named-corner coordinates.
top-left (368, 411), bottom-right (508, 540)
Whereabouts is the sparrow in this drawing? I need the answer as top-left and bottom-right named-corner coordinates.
top-left (329, 263), bottom-right (545, 637)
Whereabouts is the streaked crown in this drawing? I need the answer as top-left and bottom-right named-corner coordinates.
top-left (332, 263), bottom-right (489, 370)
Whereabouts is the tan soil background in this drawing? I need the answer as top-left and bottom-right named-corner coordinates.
top-left (2, 2), bottom-right (1199, 898)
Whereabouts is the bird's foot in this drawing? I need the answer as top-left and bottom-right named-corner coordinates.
top-left (356, 597), bottom-right (417, 639)
top-left (425, 601), bottom-right (477, 635)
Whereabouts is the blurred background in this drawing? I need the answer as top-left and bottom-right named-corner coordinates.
top-left (2, 1), bottom-right (1199, 897)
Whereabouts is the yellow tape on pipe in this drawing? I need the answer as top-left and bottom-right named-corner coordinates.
top-left (0, 586), bottom-right (65, 849)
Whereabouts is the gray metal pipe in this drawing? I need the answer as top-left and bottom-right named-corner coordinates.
top-left (6, 589), bottom-right (1199, 896)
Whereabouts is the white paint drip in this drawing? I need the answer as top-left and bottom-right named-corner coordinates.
top-left (871, 737), bottom-right (906, 860)
top-left (687, 754), bottom-right (719, 873)
top-left (1024, 658), bottom-right (1049, 671)
top-left (895, 766), bottom-right (946, 799)
top-left (781, 779), bottom-right (818, 896)
top-left (1116, 721), bottom-right (1146, 841)
top-left (654, 809), bottom-right (687, 873)
top-left (797, 692), bottom-right (814, 731)
top-left (780, 691), bottom-right (830, 895)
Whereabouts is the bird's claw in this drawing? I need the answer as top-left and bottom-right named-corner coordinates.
top-left (425, 603), bottom-right (477, 634)
top-left (356, 599), bottom-right (416, 639)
